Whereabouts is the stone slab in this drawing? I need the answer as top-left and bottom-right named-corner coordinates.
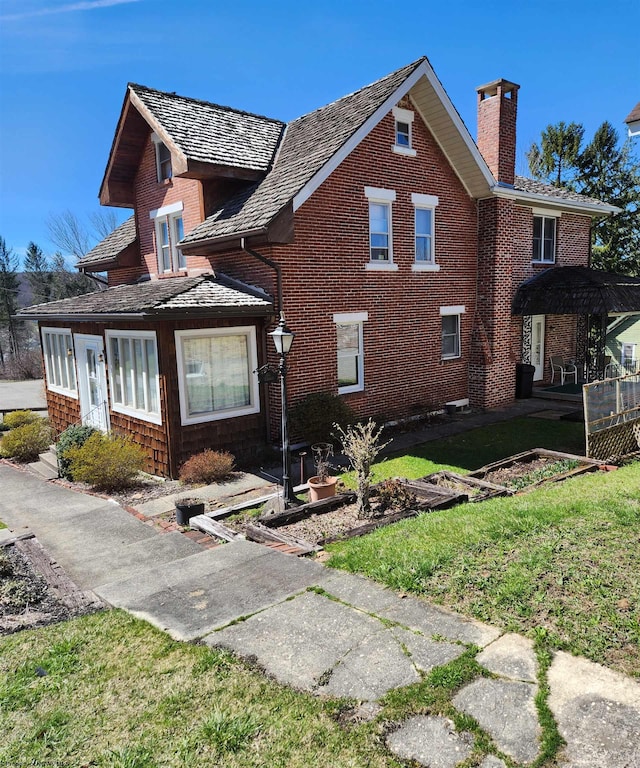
top-left (97, 540), bottom-right (326, 641)
top-left (391, 626), bottom-right (465, 673)
top-left (320, 628), bottom-right (419, 700)
top-left (453, 678), bottom-right (540, 763)
top-left (476, 633), bottom-right (537, 682)
top-left (478, 757), bottom-right (507, 768)
top-left (212, 590), bottom-right (385, 692)
top-left (548, 651), bottom-right (640, 768)
top-left (317, 569), bottom-right (500, 647)
top-left (386, 715), bottom-right (474, 768)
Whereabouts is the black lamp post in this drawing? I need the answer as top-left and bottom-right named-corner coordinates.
top-left (269, 313), bottom-right (296, 508)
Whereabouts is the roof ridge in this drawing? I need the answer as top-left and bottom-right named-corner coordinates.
top-left (127, 82), bottom-right (285, 126)
top-left (288, 57), bottom-right (427, 125)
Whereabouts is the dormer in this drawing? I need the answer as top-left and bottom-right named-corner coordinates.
top-left (99, 84), bottom-right (286, 208)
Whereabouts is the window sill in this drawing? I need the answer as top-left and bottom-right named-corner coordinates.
top-left (392, 145), bottom-right (417, 157)
top-left (441, 354), bottom-right (462, 361)
top-left (158, 270), bottom-right (188, 279)
top-left (180, 404), bottom-right (260, 426)
top-left (157, 178), bottom-right (173, 187)
top-left (46, 385), bottom-right (78, 399)
top-left (365, 262), bottom-right (399, 272)
top-left (338, 385), bottom-right (364, 395)
top-left (531, 260), bottom-right (555, 266)
top-left (412, 262), bottom-right (440, 272)
top-left (112, 404), bottom-right (162, 426)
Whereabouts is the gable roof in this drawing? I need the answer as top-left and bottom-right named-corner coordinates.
top-left (510, 176), bottom-right (619, 214)
top-left (181, 57), bottom-right (495, 249)
top-left (626, 103), bottom-right (640, 125)
top-left (128, 84), bottom-right (285, 173)
top-left (18, 274), bottom-right (273, 321)
top-left (76, 215), bottom-right (137, 268)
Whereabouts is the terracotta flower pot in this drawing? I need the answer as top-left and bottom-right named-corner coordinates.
top-left (308, 475), bottom-right (338, 502)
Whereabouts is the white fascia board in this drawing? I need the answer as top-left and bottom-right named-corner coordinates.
top-left (627, 119), bottom-right (640, 137)
top-left (491, 186), bottom-right (621, 216)
top-left (293, 60), bottom-right (494, 211)
top-left (128, 89), bottom-right (186, 166)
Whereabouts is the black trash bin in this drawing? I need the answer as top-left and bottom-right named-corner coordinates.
top-left (515, 363), bottom-right (535, 399)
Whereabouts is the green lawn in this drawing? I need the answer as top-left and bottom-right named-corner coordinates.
top-left (341, 417), bottom-right (585, 487)
top-left (329, 462), bottom-right (640, 678)
top-left (0, 611), bottom-right (396, 768)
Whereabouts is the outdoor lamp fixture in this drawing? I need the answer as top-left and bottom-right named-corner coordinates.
top-left (269, 313), bottom-right (296, 508)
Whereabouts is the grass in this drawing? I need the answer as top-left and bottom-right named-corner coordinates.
top-left (328, 463), bottom-right (640, 677)
top-left (340, 417), bottom-right (585, 487)
top-left (0, 610), bottom-right (397, 768)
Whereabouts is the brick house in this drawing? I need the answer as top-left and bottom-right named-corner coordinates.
top-left (20, 57), bottom-right (618, 477)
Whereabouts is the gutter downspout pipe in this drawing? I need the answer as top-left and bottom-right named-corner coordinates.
top-left (240, 238), bottom-right (282, 318)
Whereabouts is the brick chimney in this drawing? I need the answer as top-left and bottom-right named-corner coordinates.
top-left (476, 79), bottom-right (520, 185)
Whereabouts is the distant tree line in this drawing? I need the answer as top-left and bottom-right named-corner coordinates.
top-left (0, 210), bottom-right (115, 379)
top-left (527, 121), bottom-right (640, 274)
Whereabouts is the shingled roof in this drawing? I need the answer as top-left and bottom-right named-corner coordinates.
top-left (76, 215), bottom-right (137, 268)
top-left (180, 59), bottom-right (426, 247)
top-left (18, 274), bottom-right (273, 320)
top-left (512, 267), bottom-right (640, 316)
top-left (129, 84), bottom-right (284, 173)
top-left (513, 177), bottom-right (614, 210)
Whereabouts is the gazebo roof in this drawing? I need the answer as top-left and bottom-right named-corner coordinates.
top-left (512, 266), bottom-right (640, 316)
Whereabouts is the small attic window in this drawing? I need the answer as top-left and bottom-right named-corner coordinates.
top-left (392, 106), bottom-right (416, 157)
top-left (152, 134), bottom-right (172, 182)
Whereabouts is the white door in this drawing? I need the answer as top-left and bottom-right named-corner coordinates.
top-left (74, 334), bottom-right (110, 432)
top-left (528, 315), bottom-right (545, 381)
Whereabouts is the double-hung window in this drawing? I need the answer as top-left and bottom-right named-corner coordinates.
top-left (152, 133), bottom-right (172, 182)
top-left (392, 106), bottom-right (416, 156)
top-left (151, 201), bottom-right (185, 273)
top-left (334, 312), bottom-right (367, 394)
top-left (175, 327), bottom-right (259, 425)
top-left (365, 187), bottom-right (397, 270)
top-left (440, 306), bottom-right (465, 360)
top-left (106, 330), bottom-right (161, 424)
top-left (532, 215), bottom-right (556, 263)
top-left (412, 193), bottom-right (440, 271)
top-left (41, 327), bottom-right (77, 396)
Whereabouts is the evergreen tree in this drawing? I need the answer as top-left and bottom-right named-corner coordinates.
top-left (50, 252), bottom-right (96, 299)
top-left (23, 241), bottom-right (53, 304)
top-left (527, 121), bottom-right (584, 188)
top-left (0, 236), bottom-right (22, 362)
top-left (576, 122), bottom-right (640, 274)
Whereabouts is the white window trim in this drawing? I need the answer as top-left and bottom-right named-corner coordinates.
top-left (334, 315), bottom-right (366, 394)
top-left (41, 327), bottom-right (78, 398)
top-left (412, 193), bottom-right (439, 268)
top-left (105, 330), bottom-right (161, 425)
top-left (175, 327), bottom-right (259, 426)
top-left (532, 214), bottom-right (557, 264)
top-left (365, 187), bottom-right (395, 266)
top-left (151, 202), bottom-right (185, 273)
top-left (392, 106), bottom-right (417, 156)
top-left (440, 306), bottom-right (465, 361)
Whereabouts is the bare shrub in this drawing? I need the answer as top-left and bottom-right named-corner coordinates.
top-left (179, 450), bottom-right (235, 485)
top-left (334, 420), bottom-right (390, 519)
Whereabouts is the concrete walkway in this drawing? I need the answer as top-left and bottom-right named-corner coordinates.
top-left (0, 379), bottom-right (47, 416)
top-left (1, 400), bottom-right (639, 767)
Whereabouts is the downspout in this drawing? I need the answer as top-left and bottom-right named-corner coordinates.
top-left (240, 238), bottom-right (283, 318)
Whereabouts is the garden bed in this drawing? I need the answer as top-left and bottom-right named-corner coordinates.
top-left (416, 470), bottom-right (511, 502)
top-left (467, 448), bottom-right (605, 491)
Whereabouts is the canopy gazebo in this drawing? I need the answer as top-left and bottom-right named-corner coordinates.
top-left (512, 266), bottom-right (640, 381)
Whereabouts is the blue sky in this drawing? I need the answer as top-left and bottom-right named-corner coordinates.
top-left (1, 0), bottom-right (638, 264)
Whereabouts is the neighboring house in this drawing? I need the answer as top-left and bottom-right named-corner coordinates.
top-left (626, 102), bottom-right (640, 137)
top-left (19, 57), bottom-right (623, 477)
top-left (606, 313), bottom-right (640, 373)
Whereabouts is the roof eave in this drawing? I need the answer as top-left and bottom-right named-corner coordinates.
top-left (19, 306), bottom-right (273, 322)
top-left (490, 186), bottom-right (621, 216)
top-left (179, 227), bottom-right (268, 254)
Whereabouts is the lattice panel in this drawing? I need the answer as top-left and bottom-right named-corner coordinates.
top-left (587, 421), bottom-right (639, 461)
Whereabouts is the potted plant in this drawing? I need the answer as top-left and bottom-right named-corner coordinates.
top-left (175, 497), bottom-right (205, 526)
top-left (308, 443), bottom-right (338, 502)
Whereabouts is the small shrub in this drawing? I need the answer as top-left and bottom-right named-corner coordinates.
top-left (56, 424), bottom-right (98, 480)
top-left (0, 419), bottom-right (53, 462)
top-left (375, 478), bottom-right (417, 514)
top-left (3, 410), bottom-right (40, 430)
top-left (290, 392), bottom-right (356, 445)
top-left (179, 450), bottom-right (235, 485)
top-left (66, 433), bottom-right (145, 491)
